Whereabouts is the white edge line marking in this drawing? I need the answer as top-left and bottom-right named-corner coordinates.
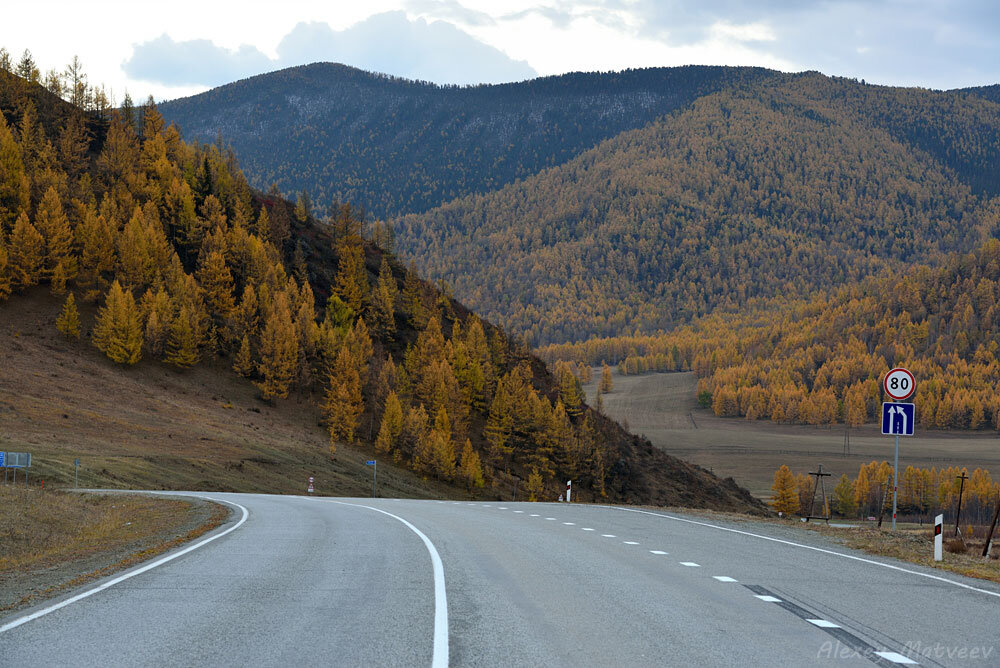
top-left (328, 500), bottom-right (448, 668)
top-left (0, 495), bottom-right (249, 635)
top-left (874, 651), bottom-right (919, 665)
top-left (600, 506), bottom-right (1000, 599)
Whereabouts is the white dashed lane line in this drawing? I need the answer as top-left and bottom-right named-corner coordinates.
top-left (601, 534), bottom-right (616, 538)
top-left (713, 576), bottom-right (738, 583)
top-left (807, 619), bottom-right (840, 629)
top-left (874, 652), bottom-right (919, 665)
top-left (623, 541), bottom-right (639, 545)
top-left (513, 511), bottom-right (524, 514)
top-left (755, 595), bottom-right (782, 603)
top-left (545, 517), bottom-right (557, 520)
top-left (581, 528), bottom-right (595, 531)
top-left (679, 562), bottom-right (700, 567)
top-left (649, 550), bottom-right (668, 555)
top-left (529, 514), bottom-right (539, 517)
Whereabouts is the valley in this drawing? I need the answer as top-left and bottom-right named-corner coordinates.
top-left (584, 369), bottom-right (1000, 499)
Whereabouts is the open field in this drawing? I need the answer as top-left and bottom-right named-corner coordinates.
top-left (0, 292), bottom-right (464, 500)
top-left (584, 369), bottom-right (1000, 499)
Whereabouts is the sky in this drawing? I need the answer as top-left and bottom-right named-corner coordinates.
top-left (3, 1), bottom-right (999, 104)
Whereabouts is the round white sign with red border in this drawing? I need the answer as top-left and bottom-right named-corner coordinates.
top-left (883, 367), bottom-right (915, 401)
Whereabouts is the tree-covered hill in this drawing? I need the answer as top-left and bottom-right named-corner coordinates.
top-left (395, 73), bottom-right (1000, 344)
top-left (157, 62), bottom-right (779, 219)
top-left (0, 63), bottom-right (762, 512)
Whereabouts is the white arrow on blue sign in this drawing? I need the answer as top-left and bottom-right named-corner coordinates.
top-left (881, 402), bottom-right (915, 436)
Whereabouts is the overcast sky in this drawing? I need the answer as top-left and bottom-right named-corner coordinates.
top-left (3, 1), bottom-right (999, 103)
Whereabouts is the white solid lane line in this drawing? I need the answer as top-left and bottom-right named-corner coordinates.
top-left (807, 619), bottom-right (840, 629)
top-left (328, 500), bottom-right (448, 668)
top-left (603, 505), bottom-right (1000, 599)
top-left (713, 576), bottom-right (738, 582)
top-left (0, 495), bottom-right (250, 635)
top-left (755, 595), bottom-right (782, 603)
top-left (680, 562), bottom-right (701, 567)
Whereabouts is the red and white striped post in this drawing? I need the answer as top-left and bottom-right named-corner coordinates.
top-left (565, 480), bottom-right (572, 503)
top-left (308, 476), bottom-right (314, 494)
top-left (933, 514), bottom-right (943, 561)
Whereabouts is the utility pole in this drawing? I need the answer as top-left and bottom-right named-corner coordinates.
top-left (983, 493), bottom-right (1000, 558)
top-left (954, 472), bottom-right (969, 537)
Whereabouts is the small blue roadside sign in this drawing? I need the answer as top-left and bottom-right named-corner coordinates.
top-left (365, 460), bottom-right (376, 466)
top-left (881, 402), bottom-right (915, 436)
top-left (0, 452), bottom-right (5, 467)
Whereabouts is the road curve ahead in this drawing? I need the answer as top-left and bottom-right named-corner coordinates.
top-left (3, 493), bottom-right (999, 667)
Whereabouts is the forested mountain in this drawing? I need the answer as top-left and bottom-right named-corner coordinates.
top-left (158, 62), bottom-right (778, 219)
top-left (0, 63), bottom-right (762, 511)
top-left (543, 238), bottom-right (1000, 432)
top-left (396, 73), bottom-right (1000, 344)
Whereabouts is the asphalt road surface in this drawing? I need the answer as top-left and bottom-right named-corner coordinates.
top-left (3, 493), bottom-right (999, 667)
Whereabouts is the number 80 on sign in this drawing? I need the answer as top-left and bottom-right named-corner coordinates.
top-left (883, 367), bottom-right (915, 401)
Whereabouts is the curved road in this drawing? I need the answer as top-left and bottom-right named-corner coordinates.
top-left (3, 494), bottom-right (999, 667)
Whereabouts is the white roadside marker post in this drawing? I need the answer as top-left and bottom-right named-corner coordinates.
top-left (934, 514), bottom-right (943, 561)
top-left (566, 480), bottom-right (572, 503)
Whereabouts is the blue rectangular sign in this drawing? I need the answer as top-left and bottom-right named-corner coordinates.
top-left (881, 402), bottom-right (914, 436)
top-left (0, 451), bottom-right (5, 467)
top-left (365, 460), bottom-right (376, 466)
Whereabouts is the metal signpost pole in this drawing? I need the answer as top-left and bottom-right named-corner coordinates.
top-left (373, 460), bottom-right (377, 499)
top-left (892, 430), bottom-right (899, 530)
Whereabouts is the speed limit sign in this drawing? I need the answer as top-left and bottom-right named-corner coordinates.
top-left (883, 367), bottom-right (915, 401)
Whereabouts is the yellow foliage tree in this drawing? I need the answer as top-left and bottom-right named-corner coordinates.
top-left (375, 390), bottom-right (404, 455)
top-left (458, 439), bottom-right (484, 490)
top-left (771, 465), bottom-right (800, 515)
top-left (56, 292), bottom-right (80, 339)
top-left (324, 346), bottom-right (363, 448)
top-left (255, 292), bottom-right (298, 400)
top-left (92, 280), bottom-right (143, 365)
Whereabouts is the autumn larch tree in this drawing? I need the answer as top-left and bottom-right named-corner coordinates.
top-left (375, 390), bottom-right (404, 455)
top-left (599, 363), bottom-right (613, 394)
top-left (770, 465), bottom-right (800, 515)
top-left (92, 280), bottom-right (143, 365)
top-left (255, 292), bottom-right (298, 401)
top-left (458, 439), bottom-right (484, 491)
top-left (233, 334), bottom-right (254, 377)
top-left (163, 306), bottom-right (200, 368)
top-left (8, 212), bottom-right (44, 289)
top-left (56, 292), bottom-right (80, 339)
top-left (324, 345), bottom-right (364, 449)
top-left (370, 256), bottom-right (397, 341)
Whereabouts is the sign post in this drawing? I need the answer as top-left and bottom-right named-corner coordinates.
top-left (934, 514), bottom-right (943, 561)
top-left (565, 480), bottom-right (572, 503)
top-left (366, 460), bottom-right (377, 498)
top-left (307, 476), bottom-right (314, 494)
top-left (74, 458), bottom-right (80, 488)
top-left (883, 368), bottom-right (915, 531)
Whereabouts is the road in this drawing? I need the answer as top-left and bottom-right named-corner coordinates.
top-left (2, 494), bottom-right (999, 667)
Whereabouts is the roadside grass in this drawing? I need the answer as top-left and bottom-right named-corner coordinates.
top-left (0, 486), bottom-right (227, 612)
top-left (805, 522), bottom-right (1000, 585)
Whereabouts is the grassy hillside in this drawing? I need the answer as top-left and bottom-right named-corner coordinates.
top-left (158, 63), bottom-right (778, 219)
top-left (0, 65), bottom-right (762, 512)
top-left (396, 73), bottom-right (1000, 345)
